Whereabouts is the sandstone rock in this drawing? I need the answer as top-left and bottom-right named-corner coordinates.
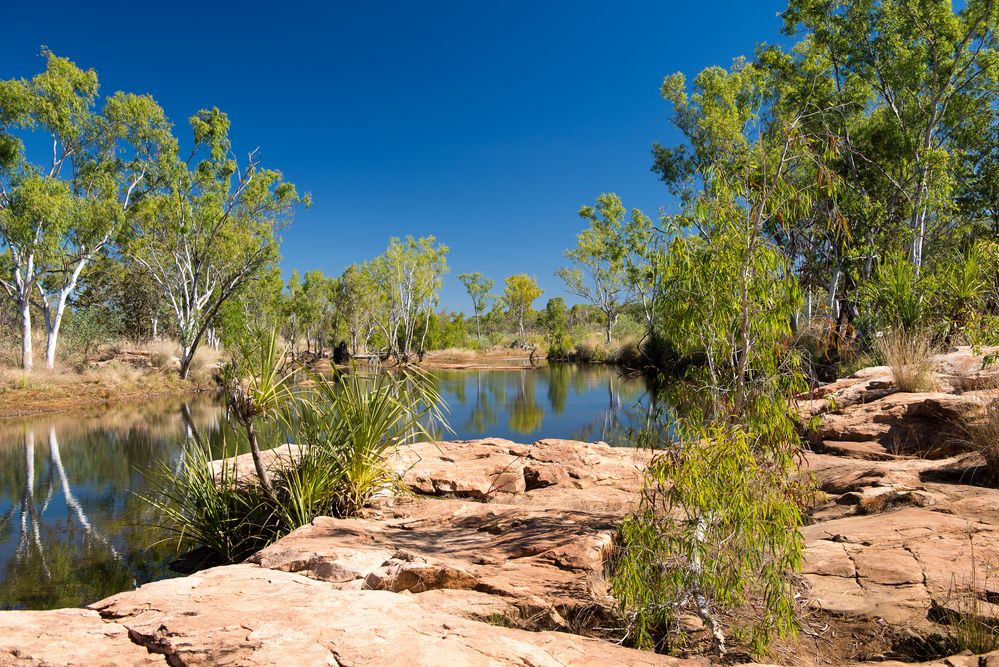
top-left (810, 392), bottom-right (984, 458)
top-left (91, 564), bottom-right (695, 667)
top-left (0, 608), bottom-right (162, 666)
top-left (251, 497), bottom-right (621, 619)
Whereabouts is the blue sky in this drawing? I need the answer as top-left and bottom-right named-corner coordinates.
top-left (4, 1), bottom-right (788, 311)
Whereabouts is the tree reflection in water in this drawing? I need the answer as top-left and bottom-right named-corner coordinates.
top-left (0, 365), bottom-right (658, 610)
top-left (424, 364), bottom-right (654, 445)
top-left (0, 398), bottom-right (231, 610)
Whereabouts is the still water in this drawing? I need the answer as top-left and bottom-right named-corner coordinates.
top-left (0, 364), bottom-right (653, 610)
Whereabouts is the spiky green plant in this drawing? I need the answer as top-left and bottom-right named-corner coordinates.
top-left (294, 366), bottom-right (449, 517)
top-left (221, 328), bottom-right (297, 495)
top-left (146, 359), bottom-right (449, 565)
top-left (142, 439), bottom-right (280, 563)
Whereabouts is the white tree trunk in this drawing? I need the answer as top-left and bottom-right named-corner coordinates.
top-left (20, 298), bottom-right (33, 371)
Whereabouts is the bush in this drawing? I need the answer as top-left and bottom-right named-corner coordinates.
top-left (144, 440), bottom-right (282, 563)
top-left (612, 423), bottom-right (804, 656)
top-left (147, 364), bottom-right (448, 563)
top-left (145, 339), bottom-right (179, 371)
top-left (609, 340), bottom-right (643, 368)
top-left (573, 341), bottom-right (608, 363)
top-left (877, 329), bottom-right (937, 393)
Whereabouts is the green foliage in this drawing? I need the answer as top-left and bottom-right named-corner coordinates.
top-left (616, 65), bottom-right (810, 654)
top-left (502, 273), bottom-right (543, 344)
top-left (143, 439), bottom-right (280, 563)
top-left (860, 252), bottom-right (926, 332)
top-left (557, 194), bottom-right (652, 344)
top-left (458, 271), bottom-right (494, 341)
top-left (538, 297), bottom-right (571, 358)
top-left (149, 356), bottom-right (448, 565)
top-left (62, 306), bottom-right (124, 359)
top-left (418, 311), bottom-right (470, 351)
top-left (292, 367), bottom-right (447, 516)
top-left (614, 423), bottom-right (804, 655)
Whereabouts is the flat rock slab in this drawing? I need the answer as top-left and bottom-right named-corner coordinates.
top-left (251, 496), bottom-right (621, 622)
top-left (90, 563), bottom-right (699, 667)
top-left (0, 608), bottom-right (162, 666)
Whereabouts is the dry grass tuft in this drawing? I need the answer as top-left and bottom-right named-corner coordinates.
top-left (877, 329), bottom-right (937, 393)
top-left (142, 339), bottom-right (180, 371)
top-left (429, 347), bottom-right (478, 362)
top-left (957, 390), bottom-right (999, 485)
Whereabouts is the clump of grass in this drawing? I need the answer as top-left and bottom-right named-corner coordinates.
top-left (957, 390), bottom-right (999, 485)
top-left (942, 545), bottom-right (999, 655)
top-left (144, 440), bottom-right (282, 563)
top-left (143, 339), bottom-right (179, 371)
top-left (877, 329), bottom-right (937, 392)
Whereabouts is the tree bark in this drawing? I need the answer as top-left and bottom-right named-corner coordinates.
top-left (20, 299), bottom-right (32, 371)
top-left (246, 421), bottom-right (274, 495)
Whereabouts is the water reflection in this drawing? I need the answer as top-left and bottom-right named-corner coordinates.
top-left (0, 399), bottom-right (231, 610)
top-left (0, 364), bottom-right (653, 610)
top-left (425, 364), bottom-right (653, 445)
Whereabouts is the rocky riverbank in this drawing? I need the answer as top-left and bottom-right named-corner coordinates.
top-left (2, 348), bottom-right (998, 665)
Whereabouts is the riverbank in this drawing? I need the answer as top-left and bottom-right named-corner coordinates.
top-left (0, 362), bottom-right (207, 419)
top-left (2, 348), bottom-right (997, 664)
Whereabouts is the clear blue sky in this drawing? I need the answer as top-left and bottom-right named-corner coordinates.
top-left (4, 1), bottom-right (788, 311)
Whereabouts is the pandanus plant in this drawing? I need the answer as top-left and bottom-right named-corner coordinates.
top-left (221, 329), bottom-right (296, 495)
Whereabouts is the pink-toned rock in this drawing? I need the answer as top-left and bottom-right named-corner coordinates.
top-left (90, 564), bottom-right (695, 667)
top-left (0, 608), bottom-right (162, 666)
top-left (810, 392), bottom-right (984, 458)
top-left (251, 496), bottom-right (622, 619)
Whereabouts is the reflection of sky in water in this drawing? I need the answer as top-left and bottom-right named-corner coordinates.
top-left (425, 365), bottom-right (655, 445)
top-left (0, 364), bottom-right (656, 610)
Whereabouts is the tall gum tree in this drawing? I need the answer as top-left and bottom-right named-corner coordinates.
top-left (781, 0), bottom-right (999, 271)
top-left (502, 273), bottom-right (542, 345)
top-left (557, 193), bottom-right (651, 344)
top-left (458, 271), bottom-right (494, 341)
top-left (128, 108), bottom-right (308, 379)
top-left (0, 53), bottom-right (173, 369)
top-left (371, 236), bottom-right (449, 362)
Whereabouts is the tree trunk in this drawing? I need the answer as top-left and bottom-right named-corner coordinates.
top-left (605, 312), bottom-right (613, 345)
top-left (179, 346), bottom-right (193, 380)
top-left (43, 296), bottom-right (68, 369)
top-left (20, 299), bottom-right (32, 371)
top-left (246, 421), bottom-right (274, 495)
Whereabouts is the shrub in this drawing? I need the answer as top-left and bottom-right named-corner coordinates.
top-left (609, 340), bottom-right (643, 369)
top-left (148, 359), bottom-right (448, 564)
top-left (144, 440), bottom-right (281, 563)
top-left (612, 423), bottom-right (804, 656)
top-left (877, 329), bottom-right (937, 393)
top-left (861, 252), bottom-right (926, 332)
top-left (145, 339), bottom-right (179, 371)
top-left (573, 341), bottom-right (608, 363)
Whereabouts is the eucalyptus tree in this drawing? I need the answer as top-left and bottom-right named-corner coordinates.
top-left (458, 271), bottom-right (493, 341)
top-left (557, 193), bottom-right (651, 344)
top-left (613, 59), bottom-right (829, 656)
top-left (301, 269), bottom-right (335, 356)
top-left (335, 262), bottom-right (381, 355)
top-left (0, 52), bottom-right (173, 369)
top-left (128, 108), bottom-right (308, 379)
top-left (371, 236), bottom-right (449, 362)
top-left (781, 0), bottom-right (999, 270)
top-left (502, 274), bottom-right (542, 345)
